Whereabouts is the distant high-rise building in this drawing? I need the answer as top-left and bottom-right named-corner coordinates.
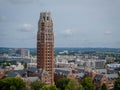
top-left (25, 50), bottom-right (30, 58)
top-left (20, 48), bottom-right (25, 57)
top-left (37, 12), bottom-right (54, 84)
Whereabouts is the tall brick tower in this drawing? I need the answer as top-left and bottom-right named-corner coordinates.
top-left (37, 12), bottom-right (54, 84)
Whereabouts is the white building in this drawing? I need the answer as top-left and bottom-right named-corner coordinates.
top-left (11, 63), bottom-right (24, 70)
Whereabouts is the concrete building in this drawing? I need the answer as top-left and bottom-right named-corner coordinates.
top-left (27, 63), bottom-right (37, 68)
top-left (24, 50), bottom-right (30, 58)
top-left (106, 64), bottom-right (120, 69)
top-left (20, 48), bottom-right (25, 57)
top-left (10, 63), bottom-right (24, 70)
top-left (95, 60), bottom-right (105, 69)
top-left (37, 12), bottom-right (54, 84)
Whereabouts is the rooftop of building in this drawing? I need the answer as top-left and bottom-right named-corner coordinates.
top-left (55, 68), bottom-right (72, 76)
top-left (23, 77), bottom-right (39, 82)
top-left (94, 74), bottom-right (104, 81)
top-left (5, 69), bottom-right (27, 77)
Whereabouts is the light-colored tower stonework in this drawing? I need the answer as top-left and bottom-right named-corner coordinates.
top-left (37, 12), bottom-right (54, 84)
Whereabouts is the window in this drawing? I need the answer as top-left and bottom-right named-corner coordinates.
top-left (43, 16), bottom-right (45, 21)
top-left (47, 17), bottom-right (49, 20)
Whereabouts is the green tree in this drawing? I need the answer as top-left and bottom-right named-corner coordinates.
top-left (40, 86), bottom-right (49, 90)
top-left (101, 83), bottom-right (107, 90)
top-left (95, 86), bottom-right (100, 90)
top-left (55, 78), bottom-right (70, 90)
top-left (0, 77), bottom-right (27, 90)
top-left (21, 60), bottom-right (27, 69)
top-left (41, 85), bottom-right (58, 90)
top-left (65, 79), bottom-right (81, 90)
top-left (48, 85), bottom-right (58, 90)
top-left (24, 62), bottom-right (27, 69)
top-left (30, 80), bottom-right (44, 90)
top-left (114, 77), bottom-right (120, 90)
top-left (81, 77), bottom-right (95, 90)
top-left (79, 84), bottom-right (83, 90)
top-left (21, 60), bottom-right (24, 65)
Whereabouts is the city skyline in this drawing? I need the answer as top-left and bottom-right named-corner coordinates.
top-left (0, 0), bottom-right (120, 48)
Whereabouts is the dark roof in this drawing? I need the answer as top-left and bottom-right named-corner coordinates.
top-left (27, 67), bottom-right (37, 73)
top-left (108, 77), bottom-right (116, 80)
top-left (5, 67), bottom-right (38, 78)
top-left (5, 70), bottom-right (27, 77)
top-left (107, 69), bottom-right (117, 74)
top-left (15, 70), bottom-right (27, 75)
top-left (5, 71), bottom-right (18, 77)
top-left (115, 67), bottom-right (120, 71)
top-left (94, 74), bottom-right (104, 81)
top-left (55, 68), bottom-right (71, 76)
top-left (77, 68), bottom-right (84, 73)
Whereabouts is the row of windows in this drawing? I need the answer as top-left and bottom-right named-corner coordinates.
top-left (37, 40), bottom-right (53, 44)
top-left (43, 16), bottom-right (50, 21)
top-left (37, 47), bottom-right (53, 50)
top-left (38, 30), bottom-right (53, 34)
top-left (37, 57), bottom-right (52, 59)
top-left (38, 41), bottom-right (53, 43)
top-left (38, 38), bottom-right (53, 41)
top-left (37, 51), bottom-right (53, 54)
top-left (39, 33), bottom-right (53, 36)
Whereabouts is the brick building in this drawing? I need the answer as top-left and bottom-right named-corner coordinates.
top-left (54, 68), bottom-right (74, 82)
top-left (37, 12), bottom-right (54, 84)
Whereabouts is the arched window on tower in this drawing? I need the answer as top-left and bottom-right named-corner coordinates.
top-left (43, 16), bottom-right (45, 21)
top-left (47, 17), bottom-right (49, 21)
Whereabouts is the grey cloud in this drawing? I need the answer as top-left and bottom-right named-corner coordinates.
top-left (61, 29), bottom-right (73, 36)
top-left (104, 30), bottom-right (112, 35)
top-left (18, 23), bottom-right (34, 32)
top-left (0, 33), bottom-right (7, 37)
top-left (5, 0), bottom-right (34, 4)
top-left (0, 0), bottom-right (120, 48)
top-left (0, 16), bottom-right (6, 23)
top-left (2, 0), bottom-right (44, 5)
top-left (115, 41), bottom-right (120, 45)
top-left (60, 29), bottom-right (79, 37)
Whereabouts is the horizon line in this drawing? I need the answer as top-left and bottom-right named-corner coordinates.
top-left (0, 47), bottom-right (120, 49)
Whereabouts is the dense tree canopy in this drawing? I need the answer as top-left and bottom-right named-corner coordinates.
top-left (114, 77), bottom-right (120, 90)
top-left (0, 78), bottom-right (27, 90)
top-left (81, 77), bottom-right (95, 90)
top-left (56, 78), bottom-right (70, 90)
top-left (40, 85), bottom-right (58, 90)
top-left (65, 79), bottom-right (82, 90)
top-left (79, 84), bottom-right (83, 90)
top-left (101, 83), bottom-right (107, 90)
top-left (95, 86), bottom-right (100, 90)
top-left (30, 80), bottom-right (45, 90)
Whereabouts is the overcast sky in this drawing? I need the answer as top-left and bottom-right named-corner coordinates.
top-left (0, 0), bottom-right (120, 48)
